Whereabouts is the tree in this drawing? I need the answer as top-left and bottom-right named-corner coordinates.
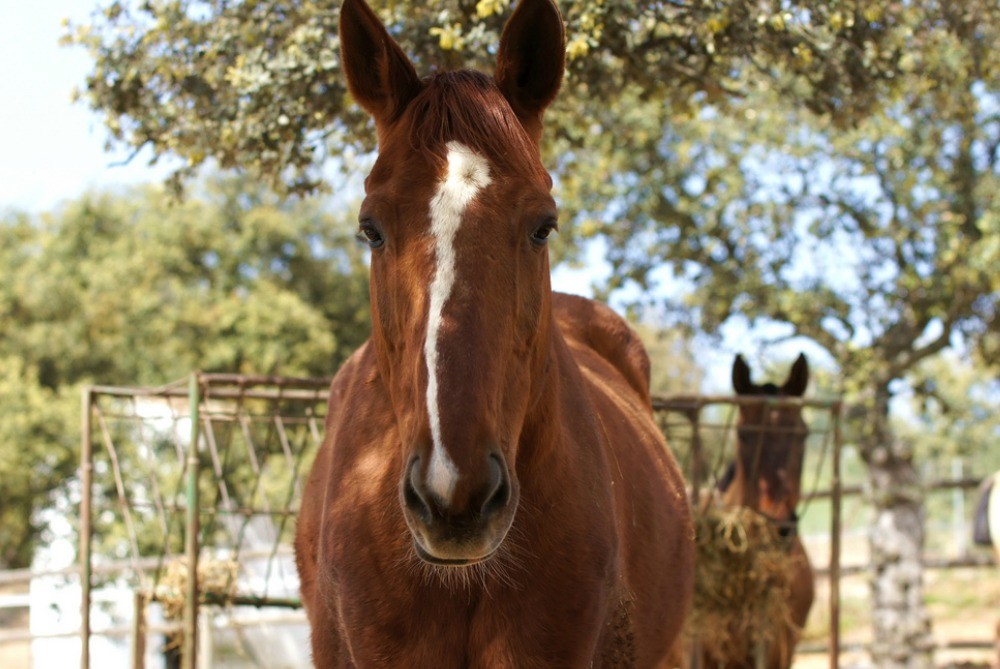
top-left (635, 325), bottom-right (705, 396)
top-left (64, 0), bottom-right (916, 197)
top-left (0, 358), bottom-right (78, 569)
top-left (572, 4), bottom-right (998, 667)
top-left (0, 180), bottom-right (370, 568)
top-left (897, 352), bottom-right (1000, 477)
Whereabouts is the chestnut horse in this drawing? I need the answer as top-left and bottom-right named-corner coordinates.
top-left (294, 0), bottom-right (694, 666)
top-left (711, 354), bottom-right (815, 669)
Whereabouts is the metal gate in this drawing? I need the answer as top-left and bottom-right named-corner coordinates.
top-left (79, 376), bottom-right (842, 669)
top-left (80, 374), bottom-right (329, 669)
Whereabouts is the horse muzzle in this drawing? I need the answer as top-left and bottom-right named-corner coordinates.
top-left (400, 452), bottom-right (518, 566)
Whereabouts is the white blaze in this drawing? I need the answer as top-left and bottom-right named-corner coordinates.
top-left (424, 141), bottom-right (492, 504)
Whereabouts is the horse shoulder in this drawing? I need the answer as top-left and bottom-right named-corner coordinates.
top-left (294, 341), bottom-right (379, 610)
top-left (552, 292), bottom-right (652, 404)
top-left (553, 293), bottom-right (695, 663)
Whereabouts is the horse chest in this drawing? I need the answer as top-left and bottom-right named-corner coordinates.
top-left (331, 578), bottom-right (611, 668)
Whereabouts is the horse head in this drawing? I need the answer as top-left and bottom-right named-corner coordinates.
top-left (730, 353), bottom-right (810, 529)
top-left (339, 0), bottom-right (565, 566)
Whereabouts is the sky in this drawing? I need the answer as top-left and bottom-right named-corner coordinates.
top-left (0, 1), bottom-right (172, 214)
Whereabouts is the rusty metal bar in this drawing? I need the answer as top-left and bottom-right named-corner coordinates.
top-left (653, 393), bottom-right (839, 411)
top-left (90, 385), bottom-right (330, 402)
top-left (80, 387), bottom-right (94, 669)
top-left (829, 401), bottom-right (843, 669)
top-left (131, 590), bottom-right (147, 669)
top-left (195, 593), bottom-right (302, 609)
top-left (92, 412), bottom-right (323, 426)
top-left (96, 409), bottom-right (145, 584)
top-left (89, 374), bottom-right (330, 403)
top-left (689, 406), bottom-right (704, 507)
top-left (662, 419), bottom-right (829, 436)
top-left (0, 612), bottom-right (311, 644)
top-left (204, 416), bottom-right (235, 516)
top-left (182, 374), bottom-right (201, 669)
top-left (227, 410), bottom-right (277, 587)
top-left (261, 412), bottom-right (313, 600)
top-left (800, 477), bottom-right (982, 500)
top-left (118, 500), bottom-right (299, 517)
top-left (0, 548), bottom-right (295, 587)
top-left (198, 373), bottom-right (330, 388)
top-left (274, 413), bottom-right (298, 499)
top-left (817, 553), bottom-right (996, 577)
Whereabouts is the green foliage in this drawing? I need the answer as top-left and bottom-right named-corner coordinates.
top-left (64, 0), bottom-right (917, 197)
top-left (0, 179), bottom-right (370, 568)
top-left (897, 353), bottom-right (1000, 473)
top-left (0, 359), bottom-right (78, 568)
top-left (634, 325), bottom-right (704, 396)
top-left (570, 1), bottom-right (999, 457)
top-left (62, 1), bottom-right (998, 409)
top-left (62, 1), bottom-right (998, 395)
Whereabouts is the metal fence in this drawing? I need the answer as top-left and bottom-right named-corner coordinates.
top-left (80, 374), bottom-right (329, 669)
top-left (76, 374), bottom-right (850, 669)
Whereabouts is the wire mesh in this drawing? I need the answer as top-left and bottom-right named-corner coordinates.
top-left (652, 394), bottom-right (840, 519)
top-left (81, 375), bottom-right (330, 668)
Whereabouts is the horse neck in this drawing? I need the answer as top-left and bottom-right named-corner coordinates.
top-left (518, 313), bottom-right (563, 449)
top-left (515, 314), bottom-right (599, 480)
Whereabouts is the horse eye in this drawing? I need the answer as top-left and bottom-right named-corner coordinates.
top-left (530, 219), bottom-right (558, 247)
top-left (357, 220), bottom-right (385, 249)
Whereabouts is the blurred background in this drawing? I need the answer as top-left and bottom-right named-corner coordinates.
top-left (1, 1), bottom-right (997, 667)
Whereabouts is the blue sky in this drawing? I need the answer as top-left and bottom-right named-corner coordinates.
top-left (0, 1), bottom-right (171, 214)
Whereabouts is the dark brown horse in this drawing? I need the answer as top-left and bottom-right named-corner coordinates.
top-left (712, 354), bottom-right (815, 669)
top-left (294, 0), bottom-right (695, 666)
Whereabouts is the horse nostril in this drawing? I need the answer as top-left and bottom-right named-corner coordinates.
top-left (403, 458), bottom-right (432, 523)
top-left (482, 454), bottom-right (511, 519)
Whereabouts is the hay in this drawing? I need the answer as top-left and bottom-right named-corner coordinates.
top-left (686, 506), bottom-right (798, 667)
top-left (153, 557), bottom-right (239, 621)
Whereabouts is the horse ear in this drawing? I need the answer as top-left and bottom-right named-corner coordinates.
top-left (782, 354), bottom-right (809, 397)
top-left (339, 0), bottom-right (422, 130)
top-left (732, 355), bottom-right (755, 395)
top-left (495, 0), bottom-right (565, 131)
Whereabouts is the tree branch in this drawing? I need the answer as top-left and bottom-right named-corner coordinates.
top-left (108, 140), bottom-right (152, 168)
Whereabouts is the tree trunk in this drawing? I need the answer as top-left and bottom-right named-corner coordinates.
top-left (863, 390), bottom-right (934, 669)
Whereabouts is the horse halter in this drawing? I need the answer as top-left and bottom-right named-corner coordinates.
top-left (768, 508), bottom-right (800, 541)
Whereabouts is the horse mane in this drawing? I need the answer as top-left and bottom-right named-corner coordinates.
top-left (397, 70), bottom-right (546, 179)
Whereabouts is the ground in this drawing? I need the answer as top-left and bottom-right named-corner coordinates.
top-left (794, 532), bottom-right (1000, 669)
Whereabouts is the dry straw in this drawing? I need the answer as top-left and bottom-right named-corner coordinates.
top-left (153, 557), bottom-right (239, 621)
top-left (686, 505), bottom-right (798, 667)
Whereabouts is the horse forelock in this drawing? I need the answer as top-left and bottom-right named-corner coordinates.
top-left (392, 70), bottom-right (548, 182)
